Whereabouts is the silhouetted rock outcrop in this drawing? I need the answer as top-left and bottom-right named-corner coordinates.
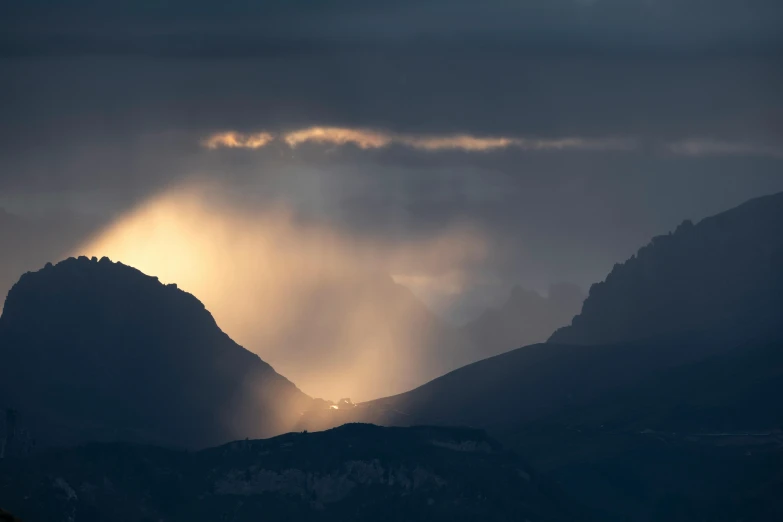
top-left (0, 257), bottom-right (311, 449)
top-left (463, 283), bottom-right (584, 358)
top-left (0, 210), bottom-right (100, 310)
top-left (0, 424), bottom-right (591, 522)
top-left (549, 192), bottom-right (783, 346)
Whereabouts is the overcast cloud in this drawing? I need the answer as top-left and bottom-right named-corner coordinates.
top-left (1, 0), bottom-right (782, 317)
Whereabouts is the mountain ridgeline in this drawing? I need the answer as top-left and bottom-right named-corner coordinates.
top-left (299, 192), bottom-right (783, 521)
top-left (550, 192), bottom-right (783, 346)
top-left (0, 256), bottom-right (312, 449)
top-left (308, 191), bottom-right (783, 432)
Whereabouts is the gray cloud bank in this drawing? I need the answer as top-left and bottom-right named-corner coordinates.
top-left (3, 1), bottom-right (782, 55)
top-left (1, 0), bottom-right (782, 400)
top-left (1, 0), bottom-right (782, 314)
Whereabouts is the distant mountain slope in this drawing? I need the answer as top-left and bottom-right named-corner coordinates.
top-left (547, 337), bottom-right (783, 433)
top-left (297, 192), bottom-right (783, 520)
top-left (0, 424), bottom-right (591, 522)
top-left (300, 337), bottom-right (783, 521)
top-left (463, 283), bottom-right (584, 358)
top-left (280, 277), bottom-right (580, 401)
top-left (0, 257), bottom-right (311, 449)
top-left (307, 333), bottom-right (749, 433)
top-left (305, 192), bottom-right (783, 434)
top-left (304, 321), bottom-right (783, 521)
top-left (550, 191), bottom-right (783, 345)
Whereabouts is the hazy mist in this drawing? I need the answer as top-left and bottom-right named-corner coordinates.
top-left (74, 182), bottom-right (488, 401)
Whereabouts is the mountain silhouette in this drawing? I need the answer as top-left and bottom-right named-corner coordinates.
top-left (307, 192), bottom-right (783, 432)
top-left (0, 211), bottom-right (578, 403)
top-left (300, 192), bottom-right (783, 520)
top-left (0, 423), bottom-right (591, 522)
top-left (462, 283), bottom-right (584, 358)
top-left (549, 191), bottom-right (783, 346)
top-left (0, 257), bottom-right (311, 449)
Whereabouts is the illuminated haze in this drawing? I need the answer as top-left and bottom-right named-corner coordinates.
top-left (2, 0), bottom-right (783, 402)
top-left (75, 182), bottom-right (487, 401)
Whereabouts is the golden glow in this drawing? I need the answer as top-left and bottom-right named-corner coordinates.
top-left (401, 135), bottom-right (515, 151)
top-left (74, 182), bottom-right (486, 402)
top-left (202, 131), bottom-right (275, 149)
top-left (201, 127), bottom-right (635, 153)
top-left (283, 127), bottom-right (392, 149)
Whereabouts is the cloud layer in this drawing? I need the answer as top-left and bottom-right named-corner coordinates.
top-left (202, 131), bottom-right (275, 150)
top-left (667, 138), bottom-right (783, 159)
top-left (203, 126), bottom-right (637, 153)
top-left (202, 127), bottom-right (783, 159)
top-left (2, 0), bottom-right (782, 398)
top-left (3, 0), bottom-right (781, 57)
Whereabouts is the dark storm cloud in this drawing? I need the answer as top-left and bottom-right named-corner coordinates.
top-left (3, 52), bottom-right (781, 137)
top-left (2, 0), bottom-right (782, 55)
top-left (1, 0), bottom-right (782, 315)
top-left (2, 0), bottom-right (781, 171)
top-left (1, 51), bottom-right (780, 191)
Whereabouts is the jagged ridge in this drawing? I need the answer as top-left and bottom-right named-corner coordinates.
top-left (550, 191), bottom-right (783, 345)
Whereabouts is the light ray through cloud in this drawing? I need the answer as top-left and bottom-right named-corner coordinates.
top-left (74, 182), bottom-right (488, 402)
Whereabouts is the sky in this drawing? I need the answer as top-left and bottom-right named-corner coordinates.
top-left (1, 0), bottom-right (782, 398)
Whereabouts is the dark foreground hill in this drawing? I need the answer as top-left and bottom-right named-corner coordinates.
top-left (0, 257), bottom-right (311, 449)
top-left (0, 424), bottom-right (591, 522)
